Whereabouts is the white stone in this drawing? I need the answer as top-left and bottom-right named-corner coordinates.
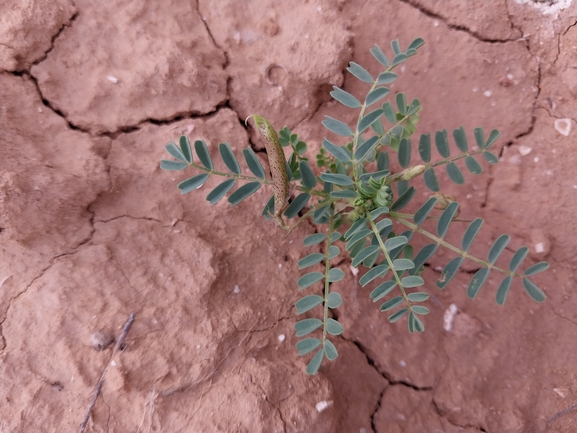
top-left (554, 118), bottom-right (572, 136)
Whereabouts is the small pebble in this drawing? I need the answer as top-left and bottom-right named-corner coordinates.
top-left (518, 146), bottom-right (532, 156)
top-left (554, 118), bottom-right (572, 136)
top-left (90, 330), bottom-right (114, 351)
top-left (316, 400), bottom-right (332, 413)
top-left (106, 75), bottom-right (118, 84)
top-left (484, 90), bottom-right (492, 97)
top-left (234, 285), bottom-right (240, 294)
top-left (278, 334), bottom-right (285, 342)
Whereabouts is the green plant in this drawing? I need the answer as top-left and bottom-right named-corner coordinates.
top-left (160, 38), bottom-right (549, 375)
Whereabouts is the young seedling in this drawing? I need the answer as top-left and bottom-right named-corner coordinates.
top-left (160, 38), bottom-right (549, 375)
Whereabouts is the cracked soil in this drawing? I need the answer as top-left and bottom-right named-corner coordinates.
top-left (1, 0), bottom-right (577, 432)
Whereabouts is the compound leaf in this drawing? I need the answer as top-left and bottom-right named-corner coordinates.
top-left (206, 179), bottom-right (236, 204)
top-left (407, 37), bottom-right (425, 51)
top-left (462, 218), bottom-right (484, 252)
top-left (330, 86), bottom-right (361, 108)
top-left (398, 138), bottom-right (412, 168)
top-left (453, 127), bottom-right (468, 152)
top-left (284, 193), bottom-right (310, 219)
top-left (385, 236), bottom-right (408, 252)
top-left (446, 162), bottom-right (465, 184)
top-left (355, 136), bottom-right (380, 161)
top-left (324, 340), bottom-right (339, 361)
top-left (327, 292), bottom-right (343, 309)
top-left (495, 276), bottom-right (512, 306)
top-left (330, 190), bottom-right (356, 199)
top-left (380, 296), bottom-right (404, 311)
top-left (295, 318), bottom-right (323, 337)
top-left (391, 186), bottom-right (415, 211)
top-left (328, 245), bottom-right (340, 259)
top-left (435, 130), bottom-right (450, 158)
top-left (347, 62), bottom-right (373, 83)
top-left (418, 133), bottom-right (431, 162)
top-left (474, 127), bottom-right (484, 149)
top-left (369, 205), bottom-right (390, 220)
top-left (370, 44), bottom-right (390, 66)
top-left (436, 257), bottom-right (463, 289)
top-left (360, 264), bottom-right (390, 286)
top-left (408, 311), bottom-right (424, 333)
top-left (243, 148), bottom-right (265, 178)
top-left (523, 278), bottom-right (546, 302)
top-left (437, 201), bottom-right (460, 238)
top-left (228, 182), bottom-right (261, 205)
top-left (392, 53), bottom-right (408, 66)
top-left (296, 295), bottom-right (324, 314)
top-left (322, 138), bottom-right (352, 163)
top-left (409, 244), bottom-right (438, 275)
top-left (328, 268), bottom-right (345, 282)
top-left (344, 218), bottom-right (368, 241)
top-left (352, 245), bottom-right (380, 268)
top-left (483, 151), bottom-right (499, 164)
top-left (306, 349), bottom-right (324, 375)
top-left (179, 136), bottom-right (193, 163)
top-left (297, 272), bottom-right (324, 289)
top-left (488, 234), bottom-right (510, 264)
top-left (166, 141), bottom-right (186, 161)
top-left (393, 258), bottom-right (415, 271)
top-left (389, 308), bottom-right (408, 322)
top-left (414, 197), bottom-right (437, 226)
top-left (382, 101), bottom-right (396, 124)
top-left (401, 276), bottom-right (424, 288)
top-left (219, 142), bottom-right (241, 174)
top-left (412, 305), bottom-right (430, 315)
top-left (296, 338), bottom-right (321, 356)
top-left (524, 262), bottom-right (550, 276)
top-left (424, 168), bottom-right (440, 192)
top-left (375, 218), bottom-right (393, 233)
top-left (370, 280), bottom-right (397, 302)
top-left (377, 72), bottom-right (397, 85)
top-left (467, 268), bottom-right (490, 298)
top-left (299, 161), bottom-right (317, 189)
top-left (366, 87), bottom-right (390, 106)
top-left (298, 253), bottom-right (324, 269)
top-left (178, 174), bottom-right (210, 194)
top-left (485, 129), bottom-right (501, 149)
top-left (396, 93), bottom-right (407, 115)
top-left (326, 318), bottom-right (344, 335)
top-left (320, 173), bottom-right (354, 186)
top-left (358, 109), bottom-right (384, 133)
top-left (160, 160), bottom-right (188, 171)
top-left (465, 156), bottom-right (482, 174)
top-left (303, 233), bottom-right (326, 246)
top-left (509, 247), bottom-right (528, 272)
top-left (407, 292), bottom-right (429, 302)
top-left (195, 140), bottom-right (213, 170)
top-left (323, 116), bottom-right (353, 137)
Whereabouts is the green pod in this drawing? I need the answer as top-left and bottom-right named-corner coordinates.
top-left (250, 115), bottom-right (289, 218)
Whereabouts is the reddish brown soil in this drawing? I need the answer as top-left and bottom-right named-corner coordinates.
top-left (1, 1), bottom-right (576, 432)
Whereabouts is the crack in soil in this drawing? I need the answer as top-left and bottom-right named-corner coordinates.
top-left (550, 305), bottom-right (577, 327)
top-left (398, 0), bottom-right (522, 43)
top-left (431, 399), bottom-right (487, 432)
top-left (30, 12), bottom-right (79, 69)
top-left (250, 375), bottom-right (287, 433)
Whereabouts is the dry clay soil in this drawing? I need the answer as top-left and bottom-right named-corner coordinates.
top-left (1, 1), bottom-right (577, 432)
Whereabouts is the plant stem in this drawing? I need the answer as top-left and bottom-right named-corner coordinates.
top-left (369, 219), bottom-right (412, 309)
top-left (322, 215), bottom-right (336, 347)
top-left (393, 217), bottom-right (521, 277)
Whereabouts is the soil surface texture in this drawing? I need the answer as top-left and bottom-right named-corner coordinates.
top-left (1, 1), bottom-right (576, 432)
